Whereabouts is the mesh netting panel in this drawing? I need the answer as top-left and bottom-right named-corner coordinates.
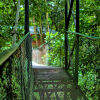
top-left (0, 35), bottom-right (33, 100)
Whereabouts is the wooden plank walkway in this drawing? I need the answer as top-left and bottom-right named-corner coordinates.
top-left (33, 64), bottom-right (87, 100)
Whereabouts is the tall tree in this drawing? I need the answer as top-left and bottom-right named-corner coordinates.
top-left (45, 0), bottom-right (49, 32)
top-left (39, 13), bottom-right (43, 44)
top-left (33, 16), bottom-right (38, 46)
top-left (12, 0), bottom-right (20, 45)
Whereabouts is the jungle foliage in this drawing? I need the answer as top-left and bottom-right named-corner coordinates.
top-left (44, 0), bottom-right (100, 99)
top-left (0, 0), bottom-right (100, 100)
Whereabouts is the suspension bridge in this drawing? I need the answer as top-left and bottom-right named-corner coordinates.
top-left (0, 0), bottom-right (100, 100)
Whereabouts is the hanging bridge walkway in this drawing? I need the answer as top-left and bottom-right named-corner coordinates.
top-left (33, 64), bottom-right (86, 100)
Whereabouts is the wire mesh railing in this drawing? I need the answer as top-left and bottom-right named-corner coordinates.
top-left (68, 31), bottom-right (100, 99)
top-left (32, 31), bottom-right (100, 99)
top-left (0, 33), bottom-right (33, 100)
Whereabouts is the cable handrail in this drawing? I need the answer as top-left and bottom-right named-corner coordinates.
top-left (37, 32), bottom-right (63, 49)
top-left (0, 32), bottom-right (30, 66)
top-left (37, 30), bottom-right (100, 49)
top-left (67, 31), bottom-right (100, 40)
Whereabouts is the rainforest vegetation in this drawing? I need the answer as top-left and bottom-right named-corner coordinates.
top-left (0, 0), bottom-right (100, 100)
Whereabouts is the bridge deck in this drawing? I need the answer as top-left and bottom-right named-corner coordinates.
top-left (33, 65), bottom-right (86, 100)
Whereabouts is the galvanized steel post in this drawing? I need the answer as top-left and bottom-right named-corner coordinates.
top-left (25, 0), bottom-right (29, 35)
top-left (65, 0), bottom-right (68, 70)
top-left (75, 0), bottom-right (79, 86)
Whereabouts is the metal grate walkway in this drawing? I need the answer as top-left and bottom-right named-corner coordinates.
top-left (33, 65), bottom-right (86, 100)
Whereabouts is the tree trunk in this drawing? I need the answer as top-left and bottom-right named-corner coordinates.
top-left (33, 16), bottom-right (38, 46)
top-left (12, 0), bottom-right (20, 45)
top-left (39, 15), bottom-right (43, 44)
top-left (45, 0), bottom-right (49, 32)
top-left (46, 12), bottom-right (49, 32)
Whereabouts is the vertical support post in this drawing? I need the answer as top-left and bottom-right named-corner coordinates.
top-left (98, 70), bottom-right (100, 100)
top-left (25, 1), bottom-right (33, 99)
top-left (65, 0), bottom-right (68, 70)
top-left (25, 0), bottom-right (29, 74)
top-left (65, 0), bottom-right (74, 70)
top-left (25, 0), bottom-right (30, 99)
top-left (6, 57), bottom-right (13, 100)
top-left (25, 0), bottom-right (29, 35)
top-left (60, 46), bottom-right (61, 67)
top-left (75, 0), bottom-right (79, 86)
